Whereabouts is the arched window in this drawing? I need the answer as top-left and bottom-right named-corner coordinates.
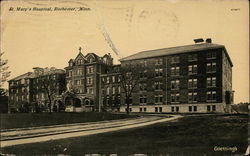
top-left (89, 57), bottom-right (93, 63)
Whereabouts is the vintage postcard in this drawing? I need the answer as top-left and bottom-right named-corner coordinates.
top-left (0, 0), bottom-right (249, 155)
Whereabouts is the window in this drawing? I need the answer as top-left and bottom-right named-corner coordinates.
top-left (171, 56), bottom-right (180, 63)
top-left (171, 67), bottom-right (180, 76)
top-left (194, 106), bottom-right (197, 112)
top-left (171, 80), bottom-right (180, 90)
top-left (112, 76), bottom-right (116, 83)
top-left (176, 106), bottom-right (179, 112)
top-left (207, 77), bottom-right (216, 87)
top-left (77, 69), bottom-right (82, 75)
top-left (189, 106), bottom-right (197, 112)
top-left (155, 95), bottom-right (163, 103)
top-left (87, 77), bottom-right (93, 85)
top-left (207, 105), bottom-right (211, 112)
top-left (139, 95), bottom-right (147, 104)
top-left (155, 68), bottom-right (163, 77)
top-left (118, 86), bottom-right (121, 94)
top-left (207, 63), bottom-right (216, 73)
top-left (188, 79), bottom-right (197, 89)
top-left (87, 66), bottom-right (93, 74)
top-left (155, 107), bottom-right (158, 112)
top-left (69, 70), bottom-right (73, 77)
top-left (75, 80), bottom-right (81, 85)
top-left (155, 81), bottom-right (163, 90)
top-left (171, 106), bottom-right (175, 112)
top-left (188, 65), bottom-right (197, 74)
top-left (139, 83), bottom-right (147, 91)
top-left (53, 75), bottom-right (56, 80)
top-left (107, 77), bottom-right (110, 83)
top-left (207, 51), bottom-right (216, 59)
top-left (87, 88), bottom-right (93, 94)
top-left (207, 91), bottom-right (216, 101)
top-left (171, 93), bottom-right (180, 103)
top-left (207, 105), bottom-right (216, 112)
top-left (112, 87), bottom-right (116, 94)
top-left (79, 89), bottom-right (84, 93)
top-left (144, 60), bottom-right (147, 66)
top-left (189, 106), bottom-right (192, 112)
top-left (155, 58), bottom-right (163, 65)
top-left (89, 57), bottom-right (94, 63)
top-left (159, 107), bottom-right (162, 112)
top-left (140, 108), bottom-right (143, 112)
top-left (212, 105), bottom-right (216, 111)
top-left (77, 59), bottom-right (82, 65)
top-left (118, 76), bottom-right (121, 82)
top-left (188, 92), bottom-right (197, 103)
top-left (144, 107), bottom-right (147, 112)
top-left (69, 62), bottom-right (73, 66)
top-left (126, 84), bottom-right (132, 91)
top-left (106, 87), bottom-right (110, 94)
top-left (188, 54), bottom-right (197, 61)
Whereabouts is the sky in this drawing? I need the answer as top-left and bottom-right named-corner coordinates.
top-left (1, 0), bottom-right (249, 103)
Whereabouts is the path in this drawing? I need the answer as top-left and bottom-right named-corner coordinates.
top-left (1, 114), bottom-right (182, 147)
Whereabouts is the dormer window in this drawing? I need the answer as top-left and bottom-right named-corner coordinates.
top-left (89, 57), bottom-right (93, 63)
top-left (69, 62), bottom-right (73, 67)
top-left (103, 57), bottom-right (108, 64)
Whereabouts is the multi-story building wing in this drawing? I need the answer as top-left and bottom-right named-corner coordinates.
top-left (31, 67), bottom-right (66, 112)
top-left (101, 64), bottom-right (121, 111)
top-left (8, 67), bottom-right (66, 112)
top-left (8, 72), bottom-right (33, 112)
top-left (119, 40), bottom-right (233, 113)
top-left (64, 49), bottom-right (113, 112)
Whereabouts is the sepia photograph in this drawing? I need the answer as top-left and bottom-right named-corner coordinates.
top-left (0, 0), bottom-right (249, 155)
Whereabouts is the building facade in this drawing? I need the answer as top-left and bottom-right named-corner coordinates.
top-left (63, 49), bottom-right (114, 112)
top-left (8, 40), bottom-right (234, 113)
top-left (8, 67), bottom-right (65, 112)
top-left (119, 41), bottom-right (233, 113)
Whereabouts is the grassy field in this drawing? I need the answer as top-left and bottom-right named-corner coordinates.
top-left (1, 114), bottom-right (248, 155)
top-left (0, 112), bottom-right (135, 129)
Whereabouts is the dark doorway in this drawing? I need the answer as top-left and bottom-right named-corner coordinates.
top-left (73, 98), bottom-right (82, 107)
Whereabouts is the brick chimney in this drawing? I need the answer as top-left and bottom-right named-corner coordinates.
top-left (206, 38), bottom-right (212, 43)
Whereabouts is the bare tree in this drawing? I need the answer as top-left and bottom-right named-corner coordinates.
top-left (0, 52), bottom-right (11, 95)
top-left (39, 74), bottom-right (65, 112)
top-left (119, 63), bottom-right (146, 114)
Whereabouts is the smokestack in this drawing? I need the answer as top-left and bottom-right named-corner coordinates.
top-left (206, 38), bottom-right (212, 43)
top-left (193, 38), bottom-right (204, 44)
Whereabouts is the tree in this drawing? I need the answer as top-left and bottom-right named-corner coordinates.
top-left (119, 63), bottom-right (147, 114)
top-left (0, 52), bottom-right (11, 89)
top-left (39, 74), bottom-right (65, 112)
top-left (0, 52), bottom-right (10, 113)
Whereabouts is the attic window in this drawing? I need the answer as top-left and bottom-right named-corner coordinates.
top-left (89, 57), bottom-right (94, 63)
top-left (103, 57), bottom-right (107, 64)
top-left (77, 59), bottom-right (83, 65)
top-left (69, 62), bottom-right (73, 66)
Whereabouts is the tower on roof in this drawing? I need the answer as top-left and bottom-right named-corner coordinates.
top-left (79, 47), bottom-right (82, 53)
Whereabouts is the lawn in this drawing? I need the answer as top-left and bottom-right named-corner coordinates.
top-left (0, 112), bottom-right (135, 129)
top-left (1, 114), bottom-right (248, 155)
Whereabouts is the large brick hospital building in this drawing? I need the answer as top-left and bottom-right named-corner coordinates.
top-left (8, 40), bottom-right (234, 113)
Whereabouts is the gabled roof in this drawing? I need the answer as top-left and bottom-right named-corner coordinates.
top-left (120, 43), bottom-right (225, 61)
top-left (74, 52), bottom-right (84, 61)
top-left (9, 72), bottom-right (33, 81)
